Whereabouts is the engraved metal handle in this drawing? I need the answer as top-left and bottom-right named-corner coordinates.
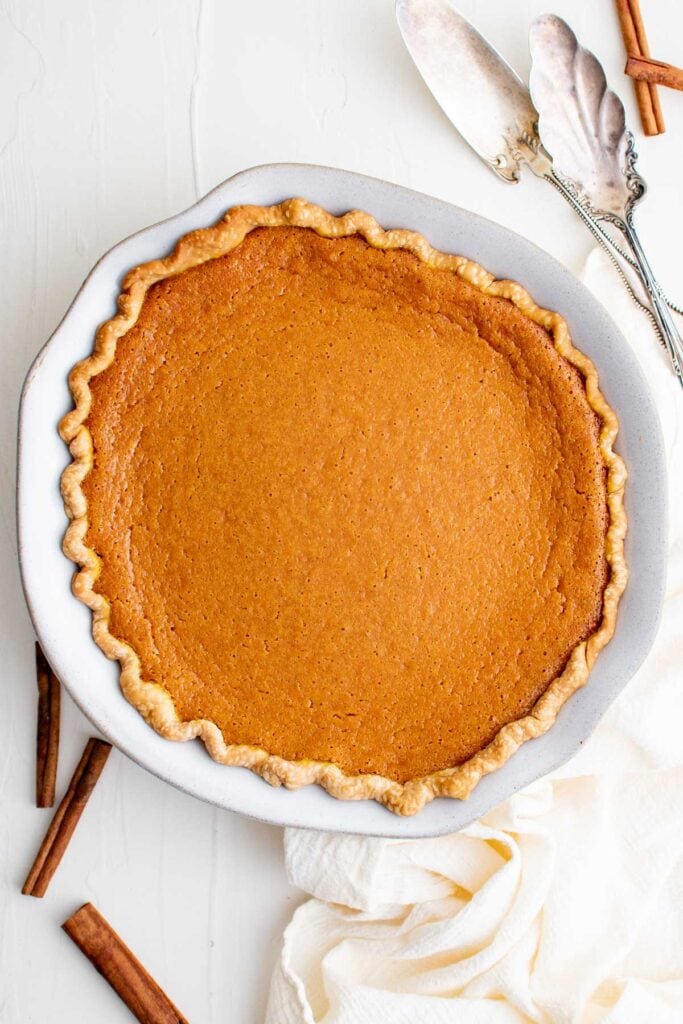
top-left (544, 172), bottom-right (657, 321)
top-left (540, 168), bottom-right (683, 356)
top-left (621, 219), bottom-right (683, 386)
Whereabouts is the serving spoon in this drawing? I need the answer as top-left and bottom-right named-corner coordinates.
top-left (396, 0), bottom-right (683, 387)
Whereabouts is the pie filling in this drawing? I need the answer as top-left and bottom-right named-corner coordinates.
top-left (60, 201), bottom-right (626, 813)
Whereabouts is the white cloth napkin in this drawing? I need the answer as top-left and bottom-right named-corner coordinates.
top-left (266, 250), bottom-right (683, 1024)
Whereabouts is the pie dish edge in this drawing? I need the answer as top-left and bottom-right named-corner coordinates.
top-left (58, 198), bottom-right (628, 816)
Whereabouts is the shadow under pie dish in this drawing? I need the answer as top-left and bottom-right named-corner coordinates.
top-left (59, 198), bottom-right (627, 816)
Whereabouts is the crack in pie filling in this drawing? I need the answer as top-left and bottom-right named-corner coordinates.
top-left (60, 199), bottom-right (627, 815)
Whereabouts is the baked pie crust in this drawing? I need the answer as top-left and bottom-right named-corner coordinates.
top-left (60, 199), bottom-right (627, 815)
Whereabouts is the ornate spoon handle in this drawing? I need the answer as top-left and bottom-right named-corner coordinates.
top-left (621, 219), bottom-right (683, 386)
top-left (547, 166), bottom-right (683, 385)
top-left (543, 171), bottom-right (667, 343)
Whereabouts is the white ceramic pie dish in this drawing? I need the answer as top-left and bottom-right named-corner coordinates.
top-left (18, 163), bottom-right (667, 838)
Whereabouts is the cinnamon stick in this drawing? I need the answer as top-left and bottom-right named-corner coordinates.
top-left (22, 737), bottom-right (111, 897)
top-left (626, 55), bottom-right (683, 92)
top-left (35, 643), bottom-right (61, 808)
top-left (614, 0), bottom-right (665, 135)
top-left (63, 903), bottom-right (188, 1024)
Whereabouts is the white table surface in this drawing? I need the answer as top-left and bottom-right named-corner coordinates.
top-left (2, 1), bottom-right (682, 1021)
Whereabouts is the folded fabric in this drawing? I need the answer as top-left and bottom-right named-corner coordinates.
top-left (265, 250), bottom-right (683, 1024)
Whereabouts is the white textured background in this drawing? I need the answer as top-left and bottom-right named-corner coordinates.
top-left (2, 1), bottom-right (682, 1021)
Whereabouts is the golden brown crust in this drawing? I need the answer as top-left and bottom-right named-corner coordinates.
top-left (59, 199), bottom-right (627, 816)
